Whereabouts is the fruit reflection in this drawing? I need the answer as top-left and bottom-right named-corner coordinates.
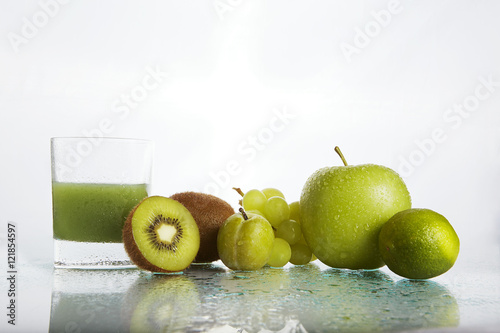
top-left (292, 266), bottom-right (459, 332)
top-left (216, 267), bottom-right (294, 332)
top-left (390, 279), bottom-right (460, 330)
top-left (122, 274), bottom-right (199, 332)
top-left (49, 263), bottom-right (459, 332)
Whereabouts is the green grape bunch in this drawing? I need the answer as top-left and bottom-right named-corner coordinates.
top-left (232, 187), bottom-right (317, 268)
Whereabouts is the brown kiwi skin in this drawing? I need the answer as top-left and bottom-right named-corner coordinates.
top-left (123, 196), bottom-right (178, 273)
top-left (170, 192), bottom-right (234, 263)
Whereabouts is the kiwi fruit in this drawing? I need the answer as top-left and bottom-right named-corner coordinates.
top-left (170, 191), bottom-right (234, 263)
top-left (123, 196), bottom-right (200, 273)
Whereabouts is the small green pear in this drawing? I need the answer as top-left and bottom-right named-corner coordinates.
top-left (217, 208), bottom-right (274, 270)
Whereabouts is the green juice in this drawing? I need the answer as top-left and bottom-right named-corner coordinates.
top-left (52, 182), bottom-right (149, 243)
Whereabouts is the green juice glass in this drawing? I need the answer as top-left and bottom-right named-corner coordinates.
top-left (51, 137), bottom-right (153, 268)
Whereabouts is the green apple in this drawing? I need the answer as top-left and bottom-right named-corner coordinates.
top-left (300, 146), bottom-right (411, 269)
top-left (217, 208), bottom-right (274, 270)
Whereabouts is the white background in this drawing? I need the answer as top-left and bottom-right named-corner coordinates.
top-left (0, 1), bottom-right (499, 330)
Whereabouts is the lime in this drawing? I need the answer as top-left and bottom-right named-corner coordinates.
top-left (379, 208), bottom-right (460, 279)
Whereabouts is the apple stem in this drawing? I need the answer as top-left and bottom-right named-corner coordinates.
top-left (233, 187), bottom-right (245, 197)
top-left (239, 207), bottom-right (249, 220)
top-left (335, 146), bottom-right (348, 166)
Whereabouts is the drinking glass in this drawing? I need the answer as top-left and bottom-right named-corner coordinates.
top-left (51, 137), bottom-right (153, 268)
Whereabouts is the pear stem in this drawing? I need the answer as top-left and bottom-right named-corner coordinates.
top-left (239, 207), bottom-right (249, 220)
top-left (335, 146), bottom-right (348, 166)
top-left (233, 187), bottom-right (245, 197)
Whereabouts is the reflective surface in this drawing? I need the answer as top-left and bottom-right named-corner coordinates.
top-left (44, 257), bottom-right (500, 333)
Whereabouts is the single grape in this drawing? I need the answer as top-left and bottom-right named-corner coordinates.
top-left (276, 219), bottom-right (302, 245)
top-left (296, 237), bottom-right (316, 262)
top-left (262, 188), bottom-right (285, 200)
top-left (297, 234), bottom-right (308, 245)
top-left (289, 243), bottom-right (313, 265)
top-left (263, 196), bottom-right (290, 228)
top-left (289, 201), bottom-right (301, 223)
top-left (242, 189), bottom-right (267, 213)
top-left (267, 238), bottom-right (292, 268)
top-left (246, 209), bottom-right (265, 217)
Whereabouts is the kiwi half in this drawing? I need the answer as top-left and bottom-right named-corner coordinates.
top-left (123, 196), bottom-right (200, 273)
top-left (170, 192), bottom-right (234, 263)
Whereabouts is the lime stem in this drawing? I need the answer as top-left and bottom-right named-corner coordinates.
top-left (233, 187), bottom-right (245, 197)
top-left (239, 207), bottom-right (249, 220)
top-left (335, 146), bottom-right (348, 166)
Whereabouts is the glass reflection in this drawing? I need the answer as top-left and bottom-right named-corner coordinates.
top-left (49, 263), bottom-right (459, 332)
top-left (49, 268), bottom-right (142, 332)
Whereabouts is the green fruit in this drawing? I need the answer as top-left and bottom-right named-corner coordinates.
top-left (379, 208), bottom-right (460, 279)
top-left (123, 196), bottom-right (200, 273)
top-left (288, 201), bottom-right (301, 223)
top-left (275, 219), bottom-right (302, 245)
top-left (267, 238), bottom-right (292, 268)
top-left (262, 188), bottom-right (285, 199)
top-left (300, 146), bottom-right (411, 270)
top-left (217, 208), bottom-right (275, 270)
top-left (263, 196), bottom-right (290, 228)
top-left (289, 243), bottom-right (313, 265)
top-left (242, 189), bottom-right (267, 213)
